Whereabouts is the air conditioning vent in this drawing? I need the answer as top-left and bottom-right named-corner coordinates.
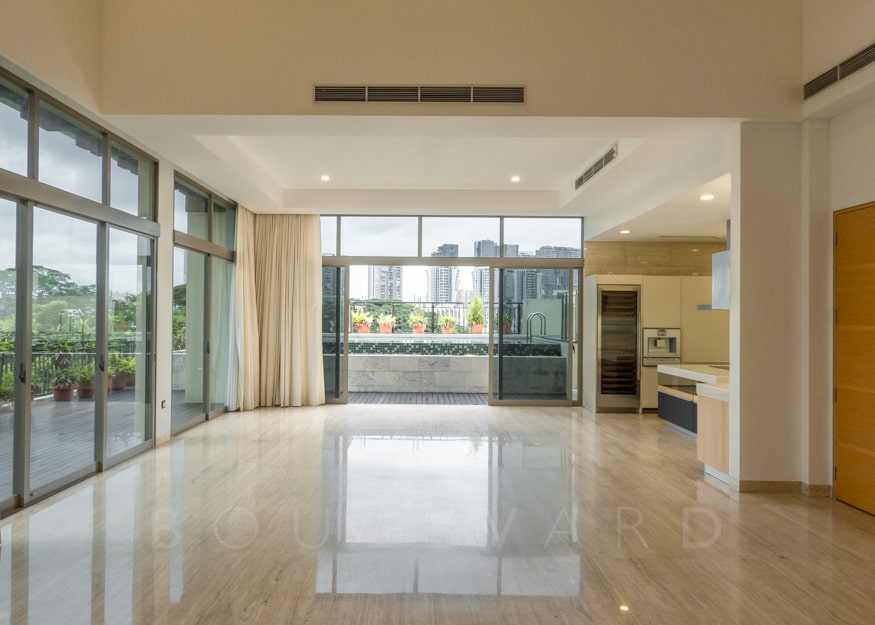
top-left (804, 38), bottom-right (875, 99)
top-left (315, 84), bottom-right (525, 104)
top-left (575, 144), bottom-right (618, 191)
top-left (367, 86), bottom-right (419, 102)
top-left (804, 67), bottom-right (839, 99)
top-left (473, 86), bottom-right (525, 103)
top-left (315, 86), bottom-right (366, 102)
top-left (839, 41), bottom-right (875, 79)
top-left (420, 86), bottom-right (472, 102)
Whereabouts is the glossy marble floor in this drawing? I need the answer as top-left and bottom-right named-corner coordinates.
top-left (1, 405), bottom-right (874, 625)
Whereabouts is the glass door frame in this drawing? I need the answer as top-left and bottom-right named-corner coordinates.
top-left (487, 263), bottom-right (580, 406)
top-left (322, 264), bottom-right (349, 404)
top-left (0, 190), bottom-right (158, 511)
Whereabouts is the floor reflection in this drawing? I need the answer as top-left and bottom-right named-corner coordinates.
top-left (317, 430), bottom-right (579, 596)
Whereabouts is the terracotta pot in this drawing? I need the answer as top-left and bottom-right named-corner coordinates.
top-left (470, 323), bottom-right (483, 334)
top-left (412, 324), bottom-right (426, 334)
top-left (379, 324), bottom-right (393, 334)
top-left (356, 324), bottom-right (370, 333)
top-left (77, 381), bottom-right (95, 399)
top-left (502, 323), bottom-right (512, 334)
top-left (441, 326), bottom-right (455, 334)
top-left (111, 374), bottom-right (127, 390)
top-left (52, 386), bottom-right (74, 401)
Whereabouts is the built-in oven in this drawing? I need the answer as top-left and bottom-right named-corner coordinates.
top-left (642, 328), bottom-right (681, 366)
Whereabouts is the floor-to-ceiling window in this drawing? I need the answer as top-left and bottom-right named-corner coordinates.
top-left (321, 215), bottom-right (583, 405)
top-left (0, 69), bottom-right (158, 513)
top-left (171, 178), bottom-right (236, 432)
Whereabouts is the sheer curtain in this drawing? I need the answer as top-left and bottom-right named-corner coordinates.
top-left (237, 210), bottom-right (325, 408)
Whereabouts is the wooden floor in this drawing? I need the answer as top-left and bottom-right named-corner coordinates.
top-left (2, 404), bottom-right (875, 625)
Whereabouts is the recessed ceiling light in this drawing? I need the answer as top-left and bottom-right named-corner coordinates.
top-left (691, 248), bottom-right (699, 252)
top-left (700, 194), bottom-right (715, 201)
top-left (320, 174), bottom-right (330, 182)
top-left (619, 605), bottom-right (630, 612)
top-left (511, 175), bottom-right (521, 183)
top-left (620, 229), bottom-right (631, 235)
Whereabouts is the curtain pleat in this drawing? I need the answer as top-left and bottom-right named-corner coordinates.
top-left (236, 207), bottom-right (260, 410)
top-left (250, 213), bottom-right (325, 408)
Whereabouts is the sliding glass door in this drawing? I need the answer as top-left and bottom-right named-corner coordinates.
top-left (490, 266), bottom-right (575, 404)
top-left (106, 227), bottom-right (153, 458)
top-left (29, 207), bottom-right (98, 491)
top-left (0, 197), bottom-right (16, 505)
top-left (171, 247), bottom-right (206, 430)
top-left (322, 266), bottom-right (346, 402)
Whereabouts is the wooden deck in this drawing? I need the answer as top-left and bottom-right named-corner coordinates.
top-left (349, 393), bottom-right (488, 405)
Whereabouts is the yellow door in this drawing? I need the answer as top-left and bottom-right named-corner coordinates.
top-left (835, 203), bottom-right (875, 514)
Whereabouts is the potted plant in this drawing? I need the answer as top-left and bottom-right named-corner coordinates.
top-left (408, 309), bottom-right (427, 334)
top-left (75, 361), bottom-right (95, 399)
top-left (351, 305), bottom-right (373, 333)
top-left (439, 314), bottom-right (456, 334)
top-left (467, 295), bottom-right (485, 334)
top-left (496, 311), bottom-right (513, 334)
top-left (50, 349), bottom-right (75, 401)
top-left (377, 312), bottom-right (395, 334)
top-left (108, 355), bottom-right (128, 390)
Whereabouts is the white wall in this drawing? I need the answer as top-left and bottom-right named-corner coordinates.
top-left (730, 122), bottom-right (803, 485)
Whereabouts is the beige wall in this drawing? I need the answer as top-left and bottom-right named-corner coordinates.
top-left (583, 241), bottom-right (724, 277)
top-left (100, 0), bottom-right (801, 117)
top-left (0, 0), bottom-right (102, 110)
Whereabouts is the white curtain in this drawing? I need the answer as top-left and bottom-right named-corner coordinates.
top-left (237, 211), bottom-right (325, 408)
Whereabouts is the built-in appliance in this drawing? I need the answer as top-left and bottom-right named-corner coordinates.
top-left (596, 285), bottom-right (640, 410)
top-left (642, 328), bottom-right (681, 366)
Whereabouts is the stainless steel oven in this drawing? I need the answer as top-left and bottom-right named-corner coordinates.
top-left (642, 328), bottom-right (681, 366)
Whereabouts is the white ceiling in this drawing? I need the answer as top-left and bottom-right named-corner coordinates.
top-left (107, 114), bottom-right (737, 242)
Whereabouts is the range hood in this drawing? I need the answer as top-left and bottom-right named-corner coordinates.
top-left (698, 221), bottom-right (730, 310)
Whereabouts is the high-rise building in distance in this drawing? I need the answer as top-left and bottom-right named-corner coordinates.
top-left (368, 265), bottom-right (403, 299)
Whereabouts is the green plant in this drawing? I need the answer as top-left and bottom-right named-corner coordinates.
top-left (351, 305), bottom-right (373, 326)
top-left (0, 369), bottom-right (13, 402)
top-left (408, 309), bottom-right (427, 327)
top-left (109, 354), bottom-right (135, 375)
top-left (466, 295), bottom-right (484, 326)
top-left (495, 311), bottom-right (513, 324)
top-left (50, 370), bottom-right (77, 389)
top-left (439, 315), bottom-right (456, 328)
top-left (377, 312), bottom-right (396, 326)
top-left (74, 361), bottom-right (95, 383)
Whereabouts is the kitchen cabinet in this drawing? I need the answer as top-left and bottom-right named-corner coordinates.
top-left (697, 394), bottom-right (729, 474)
top-left (641, 276), bottom-right (681, 327)
top-left (680, 276), bottom-right (729, 364)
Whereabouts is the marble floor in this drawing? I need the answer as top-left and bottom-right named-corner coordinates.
top-left (1, 404), bottom-right (874, 625)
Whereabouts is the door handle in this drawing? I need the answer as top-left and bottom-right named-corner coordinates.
top-left (99, 355), bottom-right (105, 372)
top-left (18, 363), bottom-right (26, 383)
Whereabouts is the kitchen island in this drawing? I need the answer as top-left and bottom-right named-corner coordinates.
top-left (657, 363), bottom-right (731, 482)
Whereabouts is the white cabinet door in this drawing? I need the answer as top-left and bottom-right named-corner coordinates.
top-left (641, 276), bottom-right (681, 328)
top-left (640, 366), bottom-right (659, 409)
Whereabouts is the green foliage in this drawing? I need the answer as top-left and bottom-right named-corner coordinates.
top-left (73, 360), bottom-right (95, 383)
top-left (439, 315), bottom-right (456, 328)
top-left (467, 295), bottom-right (484, 325)
top-left (408, 308), bottom-right (427, 329)
top-left (0, 369), bottom-right (13, 402)
top-left (351, 305), bottom-right (373, 326)
top-left (376, 312), bottom-right (396, 326)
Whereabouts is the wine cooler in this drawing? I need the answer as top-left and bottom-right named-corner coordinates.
top-left (596, 285), bottom-right (640, 410)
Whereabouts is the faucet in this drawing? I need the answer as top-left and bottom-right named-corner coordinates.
top-left (526, 312), bottom-right (547, 342)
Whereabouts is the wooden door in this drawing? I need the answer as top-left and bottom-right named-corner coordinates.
top-left (835, 203), bottom-right (875, 514)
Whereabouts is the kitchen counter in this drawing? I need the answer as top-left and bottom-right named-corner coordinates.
top-left (696, 381), bottom-right (730, 402)
top-left (657, 363), bottom-right (730, 384)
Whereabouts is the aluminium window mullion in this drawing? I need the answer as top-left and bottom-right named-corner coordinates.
top-left (15, 200), bottom-right (34, 504)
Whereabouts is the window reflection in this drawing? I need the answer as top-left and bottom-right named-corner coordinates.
top-left (0, 78), bottom-right (28, 176)
top-left (38, 102), bottom-right (103, 202)
top-left (173, 182), bottom-right (209, 238)
top-left (110, 143), bottom-right (155, 220)
top-left (340, 217), bottom-right (418, 256)
top-left (317, 432), bottom-right (579, 596)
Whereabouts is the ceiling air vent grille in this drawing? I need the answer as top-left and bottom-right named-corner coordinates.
top-left (315, 86), bottom-right (366, 102)
top-left (839, 41), bottom-right (875, 79)
top-left (420, 86), bottom-right (473, 102)
top-left (367, 86), bottom-right (419, 102)
top-left (804, 38), bottom-right (875, 99)
top-left (315, 85), bottom-right (525, 103)
top-left (575, 144), bottom-right (618, 191)
top-left (804, 67), bottom-right (839, 99)
top-left (473, 86), bottom-right (525, 103)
